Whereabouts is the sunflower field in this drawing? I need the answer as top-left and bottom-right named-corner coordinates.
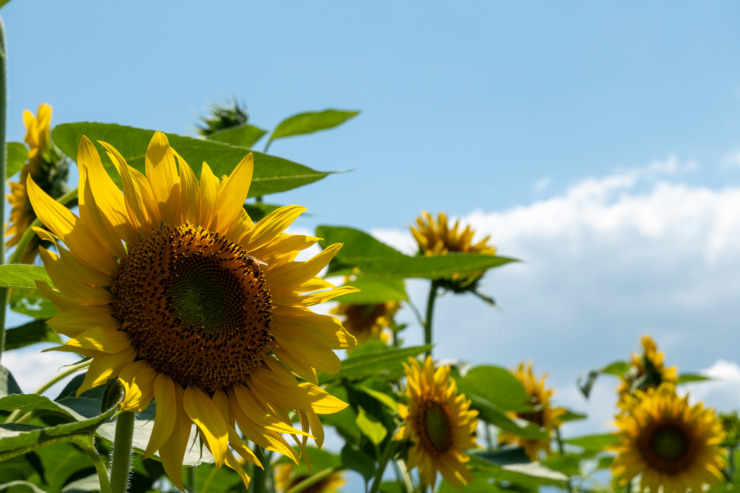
top-left (0, 7), bottom-right (738, 493)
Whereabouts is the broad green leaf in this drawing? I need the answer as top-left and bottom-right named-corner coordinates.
top-left (474, 448), bottom-right (529, 466)
top-left (35, 443), bottom-right (93, 492)
top-left (542, 453), bottom-right (582, 476)
top-left (559, 409), bottom-right (587, 423)
top-left (379, 482), bottom-right (406, 493)
top-left (193, 463), bottom-right (242, 493)
top-left (52, 123), bottom-right (331, 197)
top-left (0, 481), bottom-right (46, 493)
top-left (340, 444), bottom-right (375, 481)
top-left (321, 345), bottom-right (431, 384)
top-left (54, 375), bottom-right (106, 419)
top-left (334, 279), bottom-right (408, 305)
top-left (268, 109), bottom-right (359, 146)
top-left (355, 406), bottom-right (387, 445)
top-left (467, 395), bottom-right (548, 440)
top-left (9, 289), bottom-right (57, 320)
top-left (577, 360), bottom-right (629, 398)
top-left (600, 361), bottom-right (630, 376)
top-left (0, 455), bottom-right (43, 488)
top-left (278, 447), bottom-right (342, 479)
top-left (469, 454), bottom-right (568, 487)
top-left (4, 320), bottom-right (61, 351)
top-left (206, 123), bottom-right (267, 149)
top-left (0, 0), bottom-right (13, 10)
top-left (317, 225), bottom-right (517, 280)
top-left (0, 394), bottom-right (86, 422)
top-left (61, 474), bottom-right (101, 492)
top-left (677, 373), bottom-right (711, 384)
top-left (564, 432), bottom-right (619, 452)
top-left (6, 142), bottom-right (27, 178)
top-left (437, 470), bottom-right (509, 492)
top-left (0, 366), bottom-right (23, 397)
top-left (244, 203), bottom-right (282, 223)
top-left (358, 386), bottom-right (399, 413)
top-left (455, 366), bottom-right (532, 413)
top-left (0, 265), bottom-right (52, 289)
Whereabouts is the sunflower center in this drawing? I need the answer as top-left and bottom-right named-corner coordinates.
top-left (640, 421), bottom-right (697, 474)
top-left (422, 401), bottom-right (452, 452)
top-left (111, 224), bottom-right (273, 393)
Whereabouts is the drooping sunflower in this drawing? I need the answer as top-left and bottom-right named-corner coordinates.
top-left (498, 362), bottom-right (566, 460)
top-left (610, 383), bottom-right (725, 493)
top-left (6, 103), bottom-right (69, 263)
top-left (28, 132), bottom-right (357, 490)
top-left (330, 300), bottom-right (400, 348)
top-left (274, 462), bottom-right (346, 493)
top-left (395, 356), bottom-right (479, 489)
top-left (618, 335), bottom-right (677, 405)
top-left (410, 211), bottom-right (496, 292)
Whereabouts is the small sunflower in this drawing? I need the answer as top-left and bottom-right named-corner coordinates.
top-left (274, 462), bottom-right (346, 493)
top-left (618, 335), bottom-right (677, 405)
top-left (330, 300), bottom-right (400, 348)
top-left (610, 384), bottom-right (725, 492)
top-left (395, 356), bottom-right (479, 489)
top-left (29, 132), bottom-right (357, 490)
top-left (498, 362), bottom-right (566, 460)
top-left (6, 103), bottom-right (69, 263)
top-left (409, 211), bottom-right (496, 292)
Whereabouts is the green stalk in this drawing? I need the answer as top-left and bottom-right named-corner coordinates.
top-left (368, 441), bottom-right (397, 493)
top-left (109, 410), bottom-right (136, 493)
top-left (554, 426), bottom-right (573, 493)
top-left (199, 466), bottom-right (219, 493)
top-left (76, 436), bottom-right (112, 493)
top-left (285, 467), bottom-right (342, 493)
top-left (251, 444), bottom-right (266, 493)
top-left (0, 15), bottom-right (9, 361)
top-left (423, 281), bottom-right (439, 358)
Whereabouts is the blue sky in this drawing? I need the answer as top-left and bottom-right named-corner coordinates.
top-left (5, 0), bottom-right (740, 484)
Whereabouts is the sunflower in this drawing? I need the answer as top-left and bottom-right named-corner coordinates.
top-left (28, 132), bottom-right (357, 490)
top-left (610, 384), bottom-right (725, 492)
top-left (409, 211), bottom-right (496, 292)
top-left (498, 362), bottom-right (566, 460)
top-left (6, 104), bottom-right (69, 263)
top-left (330, 300), bottom-right (400, 348)
top-left (395, 356), bottom-right (479, 489)
top-left (274, 462), bottom-right (346, 493)
top-left (618, 335), bottom-right (677, 405)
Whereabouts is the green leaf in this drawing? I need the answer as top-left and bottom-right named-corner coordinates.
top-left (206, 123), bottom-right (267, 149)
top-left (600, 361), bottom-right (630, 376)
top-left (558, 409), bottom-right (587, 423)
top-left (0, 265), bottom-right (52, 289)
top-left (268, 109), bottom-right (359, 146)
top-left (9, 289), bottom-right (57, 320)
top-left (0, 481), bottom-right (46, 493)
top-left (0, 366), bottom-right (23, 397)
top-left (677, 373), bottom-right (711, 384)
top-left (456, 366), bottom-right (532, 413)
top-left (340, 444), bottom-right (375, 482)
top-left (577, 360), bottom-right (629, 399)
top-left (467, 395), bottom-right (548, 440)
top-left (35, 442), bottom-right (94, 492)
top-left (0, 394), bottom-right (87, 422)
top-left (358, 386), bottom-right (399, 413)
top-left (4, 320), bottom-right (61, 351)
top-left (52, 123), bottom-right (331, 197)
top-left (321, 345), bottom-right (431, 384)
top-left (564, 432), bottom-right (619, 452)
top-left (474, 448), bottom-right (530, 466)
top-left (334, 279), bottom-right (408, 305)
top-left (317, 225), bottom-right (517, 280)
top-left (243, 203), bottom-right (283, 223)
top-left (469, 454), bottom-right (568, 487)
top-left (6, 143), bottom-right (27, 178)
top-left (355, 407), bottom-right (387, 445)
top-left (54, 375), bottom-right (106, 419)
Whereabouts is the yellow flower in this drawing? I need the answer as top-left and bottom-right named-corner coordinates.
top-left (618, 335), bottom-right (677, 405)
top-left (395, 356), bottom-right (479, 489)
top-left (409, 211), bottom-right (496, 292)
top-left (610, 384), bottom-right (725, 492)
top-left (28, 132), bottom-right (357, 490)
top-left (6, 104), bottom-right (69, 263)
top-left (274, 462), bottom-right (346, 493)
top-left (330, 301), bottom-right (400, 348)
top-left (498, 362), bottom-right (566, 460)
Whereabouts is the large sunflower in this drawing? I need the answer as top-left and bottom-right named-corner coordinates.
top-left (395, 356), bottom-right (479, 489)
top-left (410, 211), bottom-right (496, 292)
top-left (610, 384), bottom-right (725, 492)
top-left (618, 335), bottom-right (677, 405)
top-left (6, 104), bottom-right (69, 263)
top-left (330, 300), bottom-right (400, 348)
top-left (498, 362), bottom-right (566, 460)
top-left (28, 132), bottom-right (357, 490)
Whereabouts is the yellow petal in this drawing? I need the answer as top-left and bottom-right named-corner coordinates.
top-left (76, 346), bottom-right (137, 396)
top-left (144, 374), bottom-right (178, 458)
top-left (212, 152), bottom-right (253, 232)
top-left (182, 386), bottom-right (229, 468)
top-left (159, 385), bottom-right (191, 492)
top-left (225, 450), bottom-right (252, 489)
top-left (244, 206), bottom-right (306, 251)
top-left (176, 151), bottom-right (200, 225)
top-left (39, 247), bottom-right (112, 305)
top-left (119, 362), bottom-right (156, 412)
top-left (145, 132), bottom-right (180, 224)
top-left (198, 162), bottom-right (219, 228)
top-left (66, 326), bottom-right (131, 354)
top-left (267, 243), bottom-right (341, 290)
top-left (48, 305), bottom-right (119, 338)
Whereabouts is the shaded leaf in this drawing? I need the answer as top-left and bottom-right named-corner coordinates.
top-left (321, 345), bottom-right (431, 384)
top-left (206, 123), bottom-right (266, 149)
top-left (36, 443), bottom-right (94, 492)
top-left (0, 367), bottom-right (23, 397)
top-left (0, 481), bottom-right (46, 493)
top-left (0, 265), bottom-right (53, 289)
top-left (577, 360), bottom-right (629, 399)
top-left (4, 320), bottom-right (61, 351)
top-left (355, 407), bottom-right (387, 445)
top-left (268, 109), bottom-right (359, 146)
top-left (52, 123), bottom-right (331, 197)
top-left (6, 143), bottom-right (27, 178)
top-left (9, 289), bottom-right (57, 320)
top-left (358, 386), bottom-right (399, 413)
top-left (244, 203), bottom-right (282, 223)
top-left (564, 432), bottom-right (619, 452)
top-left (677, 373), bottom-right (711, 384)
top-left (455, 365), bottom-right (532, 413)
top-left (470, 454), bottom-right (568, 486)
top-left (474, 448), bottom-right (530, 466)
top-left (340, 444), bottom-right (375, 482)
top-left (467, 395), bottom-right (548, 440)
top-left (0, 394), bottom-right (86, 422)
top-left (334, 279), bottom-right (408, 305)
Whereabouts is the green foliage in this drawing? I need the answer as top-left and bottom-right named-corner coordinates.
top-left (334, 279), bottom-right (408, 305)
top-left (206, 123), bottom-right (267, 149)
top-left (577, 360), bottom-right (629, 398)
top-left (320, 344), bottom-right (431, 384)
top-left (6, 142), bottom-right (26, 178)
top-left (267, 109), bottom-right (359, 148)
top-left (0, 265), bottom-right (53, 289)
top-left (4, 320), bottom-right (60, 351)
top-left (52, 122), bottom-right (332, 197)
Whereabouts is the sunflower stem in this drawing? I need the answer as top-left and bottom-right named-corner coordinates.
top-left (187, 466), bottom-right (197, 493)
top-left (109, 410), bottom-right (136, 493)
top-left (554, 426), bottom-right (573, 493)
top-left (368, 440), bottom-right (397, 493)
top-left (0, 15), bottom-right (8, 361)
top-left (78, 436), bottom-right (112, 493)
top-left (251, 444), bottom-right (267, 493)
top-left (423, 281), bottom-right (439, 358)
top-left (285, 466), bottom-right (342, 493)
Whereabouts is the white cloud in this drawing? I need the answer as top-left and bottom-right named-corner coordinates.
top-left (720, 150), bottom-right (740, 171)
top-left (534, 177), bottom-right (551, 192)
top-left (3, 347), bottom-right (80, 397)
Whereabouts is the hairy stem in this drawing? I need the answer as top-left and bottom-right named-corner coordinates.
top-left (109, 411), bottom-right (136, 493)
